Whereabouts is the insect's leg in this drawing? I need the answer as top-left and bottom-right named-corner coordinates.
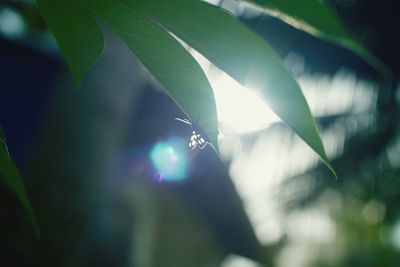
top-left (190, 140), bottom-right (197, 150)
top-left (175, 118), bottom-right (192, 125)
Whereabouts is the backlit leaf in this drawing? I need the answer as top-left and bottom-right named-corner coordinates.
top-left (134, 0), bottom-right (336, 175)
top-left (84, 0), bottom-right (219, 151)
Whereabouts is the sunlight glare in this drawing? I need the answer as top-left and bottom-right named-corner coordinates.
top-left (210, 73), bottom-right (281, 135)
top-left (150, 137), bottom-right (188, 181)
top-left (221, 255), bottom-right (262, 267)
top-left (187, 47), bottom-right (281, 135)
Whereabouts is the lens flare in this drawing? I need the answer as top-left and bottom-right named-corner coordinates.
top-left (150, 137), bottom-right (188, 181)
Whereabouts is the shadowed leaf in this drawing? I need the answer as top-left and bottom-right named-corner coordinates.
top-left (36, 0), bottom-right (104, 85)
top-left (0, 127), bottom-right (39, 237)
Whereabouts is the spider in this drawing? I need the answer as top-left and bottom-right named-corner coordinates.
top-left (175, 117), bottom-right (210, 150)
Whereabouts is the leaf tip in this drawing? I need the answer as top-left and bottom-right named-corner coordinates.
top-left (320, 155), bottom-right (337, 178)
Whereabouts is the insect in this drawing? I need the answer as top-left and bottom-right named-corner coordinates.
top-left (175, 117), bottom-right (210, 150)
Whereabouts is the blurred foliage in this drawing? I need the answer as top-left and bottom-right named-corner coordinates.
top-left (1, 0), bottom-right (400, 267)
top-left (280, 64), bottom-right (400, 267)
top-left (246, 0), bottom-right (391, 77)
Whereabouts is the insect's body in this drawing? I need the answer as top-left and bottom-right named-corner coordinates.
top-left (175, 118), bottom-right (210, 150)
top-left (189, 131), bottom-right (207, 149)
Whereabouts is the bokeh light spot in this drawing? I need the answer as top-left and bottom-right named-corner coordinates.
top-left (0, 8), bottom-right (25, 39)
top-left (391, 220), bottom-right (400, 251)
top-left (150, 137), bottom-right (188, 181)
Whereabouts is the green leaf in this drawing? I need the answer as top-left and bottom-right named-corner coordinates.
top-left (133, 0), bottom-right (335, 175)
top-left (0, 127), bottom-right (9, 157)
top-left (0, 127), bottom-right (40, 237)
top-left (84, 0), bottom-right (219, 151)
top-left (245, 0), bottom-right (391, 77)
top-left (36, 0), bottom-right (104, 85)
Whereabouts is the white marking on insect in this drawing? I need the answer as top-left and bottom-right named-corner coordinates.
top-left (175, 118), bottom-right (210, 150)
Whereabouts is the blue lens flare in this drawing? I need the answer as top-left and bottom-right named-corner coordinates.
top-left (150, 137), bottom-right (188, 181)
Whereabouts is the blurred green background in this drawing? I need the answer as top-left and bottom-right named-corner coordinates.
top-left (0, 0), bottom-right (400, 267)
